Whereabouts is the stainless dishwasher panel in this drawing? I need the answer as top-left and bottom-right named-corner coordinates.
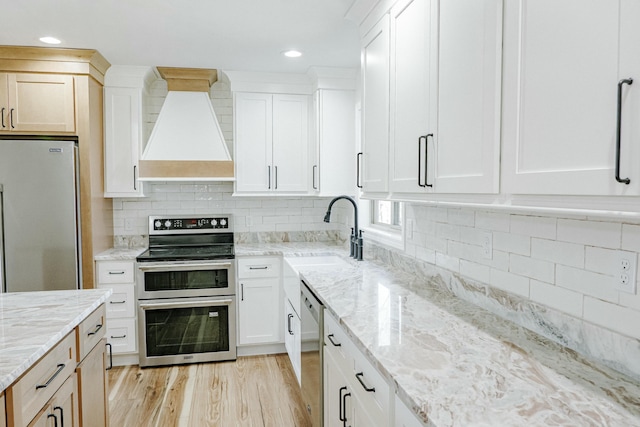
top-left (300, 280), bottom-right (324, 427)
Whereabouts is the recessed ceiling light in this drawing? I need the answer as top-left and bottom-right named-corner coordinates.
top-left (39, 36), bottom-right (61, 45)
top-left (283, 50), bottom-right (302, 58)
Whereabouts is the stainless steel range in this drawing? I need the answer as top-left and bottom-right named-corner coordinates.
top-left (136, 215), bottom-right (236, 367)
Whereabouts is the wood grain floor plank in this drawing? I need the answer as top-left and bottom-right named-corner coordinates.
top-left (108, 354), bottom-right (312, 427)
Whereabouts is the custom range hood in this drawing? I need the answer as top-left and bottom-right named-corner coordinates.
top-left (138, 67), bottom-right (234, 181)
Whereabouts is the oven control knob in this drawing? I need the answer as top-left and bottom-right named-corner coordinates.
top-left (154, 220), bottom-right (161, 229)
top-left (211, 219), bottom-right (218, 226)
top-left (164, 220), bottom-right (172, 228)
top-left (220, 218), bottom-right (227, 227)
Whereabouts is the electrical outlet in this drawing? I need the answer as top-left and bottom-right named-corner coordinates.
top-left (481, 231), bottom-right (492, 259)
top-left (124, 218), bottom-right (134, 231)
top-left (614, 251), bottom-right (638, 294)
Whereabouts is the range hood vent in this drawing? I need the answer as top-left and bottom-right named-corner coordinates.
top-left (139, 67), bottom-right (234, 181)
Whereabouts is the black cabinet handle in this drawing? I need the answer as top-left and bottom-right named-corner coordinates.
top-left (342, 390), bottom-right (351, 427)
top-left (418, 135), bottom-right (427, 188)
top-left (241, 283), bottom-right (244, 301)
top-left (616, 78), bottom-right (633, 184)
top-left (54, 406), bottom-right (64, 427)
top-left (327, 333), bottom-right (342, 347)
top-left (356, 152), bottom-right (363, 189)
top-left (355, 372), bottom-right (376, 392)
top-left (10, 108), bottom-right (15, 129)
top-left (133, 165), bottom-right (138, 191)
top-left (110, 334), bottom-right (127, 339)
top-left (312, 164), bottom-right (318, 190)
top-left (287, 313), bottom-right (294, 335)
top-left (249, 266), bottom-right (268, 270)
top-left (268, 166), bottom-right (271, 189)
top-left (108, 271), bottom-right (125, 275)
top-left (275, 166), bottom-right (278, 189)
top-left (48, 413), bottom-right (58, 427)
top-left (110, 300), bottom-right (126, 305)
top-left (106, 342), bottom-right (113, 370)
top-left (36, 363), bottom-right (66, 389)
top-left (425, 134), bottom-right (433, 188)
top-left (87, 323), bottom-right (103, 336)
top-left (1, 107), bottom-right (5, 128)
top-left (339, 386), bottom-right (347, 422)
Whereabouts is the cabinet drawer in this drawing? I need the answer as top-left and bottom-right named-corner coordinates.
top-left (237, 257), bottom-right (281, 278)
top-left (76, 304), bottom-right (107, 362)
top-left (352, 343), bottom-right (391, 420)
top-left (97, 261), bottom-right (135, 284)
top-left (324, 312), bottom-right (354, 372)
top-left (98, 283), bottom-right (135, 318)
top-left (7, 331), bottom-right (76, 426)
top-left (105, 318), bottom-right (137, 354)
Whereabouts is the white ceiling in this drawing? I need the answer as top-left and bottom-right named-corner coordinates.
top-left (0, 0), bottom-right (361, 74)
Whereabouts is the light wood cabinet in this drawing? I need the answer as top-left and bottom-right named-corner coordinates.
top-left (76, 340), bottom-right (108, 427)
top-left (234, 92), bottom-right (310, 194)
top-left (236, 257), bottom-right (282, 346)
top-left (75, 306), bottom-right (108, 427)
top-left (27, 374), bottom-right (79, 427)
top-left (1, 392), bottom-right (6, 427)
top-left (502, 0), bottom-right (640, 196)
top-left (0, 72), bottom-right (75, 133)
top-left (360, 15), bottom-right (390, 196)
top-left (6, 332), bottom-right (77, 427)
top-left (96, 260), bottom-right (138, 358)
top-left (0, 47), bottom-right (113, 290)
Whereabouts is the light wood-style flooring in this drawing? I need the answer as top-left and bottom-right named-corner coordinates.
top-left (108, 354), bottom-right (312, 427)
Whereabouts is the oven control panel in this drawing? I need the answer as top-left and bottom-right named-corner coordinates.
top-left (151, 216), bottom-right (230, 231)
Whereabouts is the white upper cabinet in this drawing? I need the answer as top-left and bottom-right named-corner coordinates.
top-left (234, 92), bottom-right (309, 194)
top-left (103, 66), bottom-right (155, 198)
top-left (502, 0), bottom-right (640, 195)
top-left (385, 0), bottom-right (502, 197)
top-left (361, 15), bottom-right (391, 196)
top-left (389, 0), bottom-right (436, 194)
top-left (313, 88), bottom-right (357, 196)
top-left (433, 0), bottom-right (503, 194)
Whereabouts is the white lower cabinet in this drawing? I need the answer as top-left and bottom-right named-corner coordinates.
top-left (284, 298), bottom-right (302, 383)
top-left (394, 395), bottom-right (426, 427)
top-left (237, 257), bottom-right (283, 347)
top-left (323, 313), bottom-right (391, 427)
top-left (96, 260), bottom-right (138, 364)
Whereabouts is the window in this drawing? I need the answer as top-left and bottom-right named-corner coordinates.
top-left (372, 200), bottom-right (403, 229)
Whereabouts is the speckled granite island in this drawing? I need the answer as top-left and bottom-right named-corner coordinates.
top-left (237, 243), bottom-right (640, 426)
top-left (0, 289), bottom-right (111, 392)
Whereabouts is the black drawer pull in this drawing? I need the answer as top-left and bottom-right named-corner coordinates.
top-left (249, 266), bottom-right (268, 270)
top-left (355, 372), bottom-right (375, 393)
top-left (327, 334), bottom-right (342, 347)
top-left (110, 334), bottom-right (127, 339)
top-left (108, 271), bottom-right (126, 275)
top-left (36, 363), bottom-right (65, 390)
top-left (109, 300), bottom-right (126, 304)
top-left (87, 324), bottom-right (103, 336)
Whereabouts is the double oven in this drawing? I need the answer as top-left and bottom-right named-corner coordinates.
top-left (136, 215), bottom-right (236, 367)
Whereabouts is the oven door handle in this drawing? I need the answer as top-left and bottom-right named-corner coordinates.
top-left (139, 299), bottom-right (234, 310)
top-left (138, 262), bottom-right (232, 272)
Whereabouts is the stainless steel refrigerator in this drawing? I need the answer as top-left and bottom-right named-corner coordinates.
top-left (0, 139), bottom-right (80, 292)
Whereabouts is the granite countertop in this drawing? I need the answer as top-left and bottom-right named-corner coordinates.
top-left (0, 289), bottom-right (112, 392)
top-left (239, 242), bottom-right (640, 426)
top-left (235, 241), bottom-right (346, 257)
top-left (94, 247), bottom-right (147, 261)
